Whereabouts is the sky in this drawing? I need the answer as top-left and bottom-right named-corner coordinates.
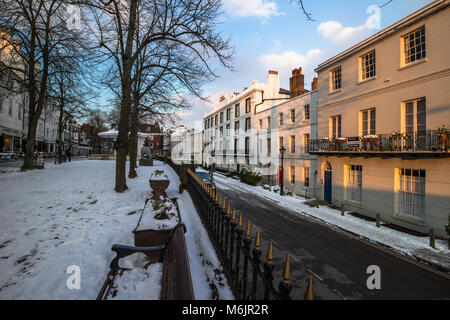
top-left (176, 0), bottom-right (434, 130)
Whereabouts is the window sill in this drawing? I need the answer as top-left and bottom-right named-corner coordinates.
top-left (394, 212), bottom-right (425, 226)
top-left (328, 89), bottom-right (342, 95)
top-left (344, 199), bottom-right (362, 207)
top-left (398, 58), bottom-right (428, 71)
top-left (357, 76), bottom-right (377, 85)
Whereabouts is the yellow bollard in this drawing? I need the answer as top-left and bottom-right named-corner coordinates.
top-left (376, 214), bottom-right (381, 228)
top-left (341, 204), bottom-right (345, 216)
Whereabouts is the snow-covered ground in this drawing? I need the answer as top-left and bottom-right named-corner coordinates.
top-left (0, 160), bottom-right (233, 299)
top-left (213, 173), bottom-right (450, 271)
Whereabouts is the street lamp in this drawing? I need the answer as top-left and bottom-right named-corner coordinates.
top-left (279, 145), bottom-right (286, 196)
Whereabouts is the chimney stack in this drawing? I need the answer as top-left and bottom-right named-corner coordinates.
top-left (290, 67), bottom-right (305, 99)
top-left (311, 77), bottom-right (318, 91)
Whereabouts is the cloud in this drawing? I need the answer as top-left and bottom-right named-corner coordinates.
top-left (317, 5), bottom-right (381, 46)
top-left (222, 0), bottom-right (282, 19)
top-left (258, 49), bottom-right (325, 88)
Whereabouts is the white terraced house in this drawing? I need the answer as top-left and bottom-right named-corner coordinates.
top-left (203, 70), bottom-right (291, 171)
top-left (310, 0), bottom-right (450, 237)
top-left (203, 68), bottom-right (320, 198)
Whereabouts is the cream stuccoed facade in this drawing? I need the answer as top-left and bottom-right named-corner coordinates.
top-left (203, 68), bottom-right (320, 198)
top-left (310, 0), bottom-right (450, 237)
top-left (203, 71), bottom-right (290, 172)
top-left (254, 89), bottom-right (318, 197)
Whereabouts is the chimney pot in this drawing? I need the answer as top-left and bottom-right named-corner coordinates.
top-left (289, 66), bottom-right (305, 99)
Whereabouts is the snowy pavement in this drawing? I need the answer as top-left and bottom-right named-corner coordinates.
top-left (0, 160), bottom-right (233, 299)
top-left (213, 173), bottom-right (450, 272)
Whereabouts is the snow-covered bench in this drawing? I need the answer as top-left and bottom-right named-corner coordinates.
top-left (96, 223), bottom-right (194, 300)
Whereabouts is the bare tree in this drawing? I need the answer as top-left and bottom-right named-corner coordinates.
top-left (0, 0), bottom-right (92, 170)
top-left (48, 57), bottom-right (97, 163)
top-left (84, 107), bottom-right (108, 154)
top-left (87, 0), bottom-right (233, 192)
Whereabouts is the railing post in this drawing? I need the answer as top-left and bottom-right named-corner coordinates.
top-left (250, 229), bottom-right (262, 300)
top-left (224, 203), bottom-right (231, 267)
top-left (241, 220), bottom-right (251, 300)
top-left (279, 254), bottom-right (292, 300)
top-left (228, 208), bottom-right (237, 275)
top-left (234, 214), bottom-right (243, 293)
top-left (263, 240), bottom-right (275, 300)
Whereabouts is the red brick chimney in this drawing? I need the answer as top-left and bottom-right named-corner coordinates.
top-left (311, 77), bottom-right (318, 91)
top-left (290, 67), bottom-right (305, 98)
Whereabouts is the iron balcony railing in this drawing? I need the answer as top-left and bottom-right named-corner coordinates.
top-left (309, 129), bottom-right (449, 153)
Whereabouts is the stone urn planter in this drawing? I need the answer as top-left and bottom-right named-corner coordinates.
top-left (149, 170), bottom-right (170, 200)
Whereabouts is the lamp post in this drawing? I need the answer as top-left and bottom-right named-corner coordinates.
top-left (279, 145), bottom-right (286, 196)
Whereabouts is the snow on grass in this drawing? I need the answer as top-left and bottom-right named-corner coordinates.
top-left (0, 160), bottom-right (233, 299)
top-left (213, 173), bottom-right (450, 269)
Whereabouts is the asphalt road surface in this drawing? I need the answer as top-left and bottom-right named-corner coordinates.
top-left (213, 174), bottom-right (450, 300)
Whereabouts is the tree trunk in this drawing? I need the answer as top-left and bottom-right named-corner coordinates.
top-left (114, 0), bottom-right (138, 193)
top-left (128, 103), bottom-right (138, 178)
top-left (57, 107), bottom-right (65, 163)
top-left (22, 124), bottom-right (37, 170)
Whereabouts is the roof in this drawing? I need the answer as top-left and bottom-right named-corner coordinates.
top-left (279, 88), bottom-right (290, 95)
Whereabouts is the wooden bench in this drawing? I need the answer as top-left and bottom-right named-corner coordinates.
top-left (96, 223), bottom-right (194, 300)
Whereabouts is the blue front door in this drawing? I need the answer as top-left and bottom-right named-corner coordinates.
top-left (324, 171), bottom-right (332, 203)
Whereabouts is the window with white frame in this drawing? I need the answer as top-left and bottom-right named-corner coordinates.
top-left (8, 100), bottom-right (13, 116)
top-left (226, 124), bottom-right (230, 136)
top-left (290, 109), bottom-right (295, 124)
top-left (279, 112), bottom-right (283, 125)
top-left (235, 120), bottom-right (240, 134)
top-left (289, 135), bottom-right (295, 154)
top-left (279, 136), bottom-right (283, 149)
top-left (330, 115), bottom-right (341, 139)
top-left (235, 103), bottom-right (240, 117)
top-left (402, 26), bottom-right (426, 66)
top-left (266, 116), bottom-right (270, 129)
top-left (347, 165), bottom-right (362, 203)
top-left (226, 108), bottom-right (231, 121)
top-left (220, 112), bottom-right (224, 123)
top-left (404, 98), bottom-right (426, 135)
top-left (245, 117), bottom-right (251, 131)
top-left (290, 165), bottom-right (295, 184)
top-left (303, 134), bottom-right (310, 153)
top-left (360, 108), bottom-right (376, 136)
top-left (245, 98), bottom-right (251, 113)
top-left (360, 50), bottom-right (376, 80)
top-left (259, 119), bottom-right (262, 130)
top-left (303, 167), bottom-right (310, 187)
top-left (330, 66), bottom-right (342, 91)
top-left (398, 169), bottom-right (425, 219)
top-left (304, 104), bottom-right (310, 120)
top-left (267, 138), bottom-right (271, 156)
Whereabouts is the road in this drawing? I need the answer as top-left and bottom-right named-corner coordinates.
top-left (213, 174), bottom-right (450, 300)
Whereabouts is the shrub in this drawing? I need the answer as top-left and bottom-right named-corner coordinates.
top-left (238, 165), bottom-right (262, 186)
